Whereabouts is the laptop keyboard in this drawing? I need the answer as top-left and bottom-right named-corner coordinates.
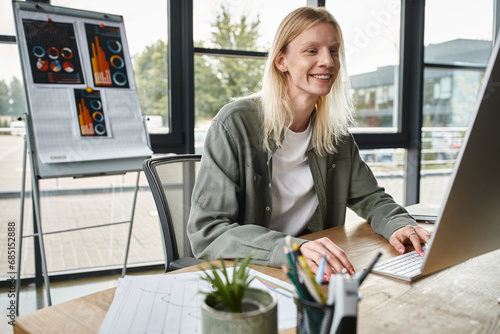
top-left (372, 245), bottom-right (428, 279)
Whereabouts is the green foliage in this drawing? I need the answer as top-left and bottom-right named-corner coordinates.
top-left (194, 5), bottom-right (265, 121)
top-left (133, 40), bottom-right (169, 117)
top-left (194, 55), bottom-right (227, 120)
top-left (0, 78), bottom-right (27, 117)
top-left (9, 77), bottom-right (27, 116)
top-left (211, 5), bottom-right (261, 51)
top-left (131, 5), bottom-right (265, 123)
top-left (199, 253), bottom-right (254, 313)
top-left (0, 80), bottom-right (9, 116)
top-left (201, 5), bottom-right (265, 118)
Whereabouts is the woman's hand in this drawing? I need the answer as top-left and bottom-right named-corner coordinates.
top-left (389, 225), bottom-right (432, 256)
top-left (299, 237), bottom-right (355, 281)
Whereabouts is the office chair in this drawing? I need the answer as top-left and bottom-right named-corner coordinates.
top-left (143, 154), bottom-right (204, 272)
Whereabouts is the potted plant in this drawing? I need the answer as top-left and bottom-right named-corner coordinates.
top-left (199, 253), bottom-right (278, 334)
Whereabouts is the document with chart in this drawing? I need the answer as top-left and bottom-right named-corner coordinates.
top-left (98, 269), bottom-right (297, 333)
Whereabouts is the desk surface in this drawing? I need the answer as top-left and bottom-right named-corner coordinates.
top-left (14, 220), bottom-right (500, 334)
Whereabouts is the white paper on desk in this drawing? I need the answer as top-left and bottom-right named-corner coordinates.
top-left (98, 268), bottom-right (297, 333)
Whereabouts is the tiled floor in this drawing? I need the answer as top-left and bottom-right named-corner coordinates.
top-left (0, 184), bottom-right (165, 279)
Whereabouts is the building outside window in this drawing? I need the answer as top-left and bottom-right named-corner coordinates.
top-left (420, 0), bottom-right (493, 204)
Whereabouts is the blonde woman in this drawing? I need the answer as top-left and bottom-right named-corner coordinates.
top-left (188, 6), bottom-right (430, 279)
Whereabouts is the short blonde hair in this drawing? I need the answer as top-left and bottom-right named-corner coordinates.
top-left (261, 6), bottom-right (354, 155)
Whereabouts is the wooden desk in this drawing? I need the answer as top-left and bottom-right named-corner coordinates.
top-left (14, 220), bottom-right (500, 334)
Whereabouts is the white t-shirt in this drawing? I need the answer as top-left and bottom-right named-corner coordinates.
top-left (269, 122), bottom-right (319, 236)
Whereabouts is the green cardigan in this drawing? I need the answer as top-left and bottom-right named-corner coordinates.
top-left (187, 96), bottom-right (416, 267)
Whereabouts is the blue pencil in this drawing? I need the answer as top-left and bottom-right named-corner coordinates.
top-left (315, 254), bottom-right (327, 285)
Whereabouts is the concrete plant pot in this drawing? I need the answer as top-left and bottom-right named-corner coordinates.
top-left (201, 287), bottom-right (278, 334)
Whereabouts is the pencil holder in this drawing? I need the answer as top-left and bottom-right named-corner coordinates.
top-left (295, 296), bottom-right (335, 334)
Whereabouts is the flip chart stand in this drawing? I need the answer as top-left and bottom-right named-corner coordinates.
top-left (12, 1), bottom-right (152, 314)
top-left (15, 113), bottom-right (142, 315)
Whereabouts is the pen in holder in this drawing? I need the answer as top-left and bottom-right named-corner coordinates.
top-left (295, 272), bottom-right (359, 334)
top-left (283, 239), bottom-right (382, 334)
top-left (295, 295), bottom-right (335, 334)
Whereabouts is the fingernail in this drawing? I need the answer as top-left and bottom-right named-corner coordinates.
top-left (399, 248), bottom-right (404, 254)
top-left (323, 274), bottom-right (329, 281)
top-left (419, 250), bottom-right (424, 256)
top-left (349, 268), bottom-right (356, 276)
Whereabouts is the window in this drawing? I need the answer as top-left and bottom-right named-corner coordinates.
top-left (0, 0), bottom-right (25, 125)
top-left (325, 0), bottom-right (405, 210)
top-left (420, 0), bottom-right (493, 205)
top-left (193, 54), bottom-right (267, 153)
top-left (327, 0), bottom-right (401, 132)
top-left (0, 44), bottom-right (25, 122)
top-left (424, 0), bottom-right (493, 67)
top-left (0, 0), bottom-right (16, 35)
top-left (194, 1), bottom-right (304, 53)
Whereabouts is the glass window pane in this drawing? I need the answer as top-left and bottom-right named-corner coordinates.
top-left (0, 0), bottom-right (16, 35)
top-left (0, 44), bottom-right (26, 121)
top-left (327, 0), bottom-right (401, 132)
top-left (420, 68), bottom-right (484, 204)
top-left (349, 147), bottom-right (405, 224)
top-left (193, 0), bottom-right (304, 52)
top-left (194, 54), bottom-right (266, 153)
top-left (360, 148), bottom-right (405, 201)
top-left (424, 0), bottom-right (493, 66)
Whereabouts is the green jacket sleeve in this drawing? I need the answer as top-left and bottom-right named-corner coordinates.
top-left (344, 135), bottom-right (418, 239)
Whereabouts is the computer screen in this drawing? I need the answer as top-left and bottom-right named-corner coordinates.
top-left (421, 35), bottom-right (500, 277)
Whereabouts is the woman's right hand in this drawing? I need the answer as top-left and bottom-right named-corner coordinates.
top-left (298, 237), bottom-right (355, 280)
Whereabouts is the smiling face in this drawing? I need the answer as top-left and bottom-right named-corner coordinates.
top-left (275, 22), bottom-right (340, 106)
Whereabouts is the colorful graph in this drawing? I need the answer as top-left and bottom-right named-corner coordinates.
top-left (22, 19), bottom-right (84, 85)
top-left (85, 23), bottom-right (129, 88)
top-left (90, 36), bottom-right (112, 86)
top-left (74, 89), bottom-right (108, 137)
top-left (77, 98), bottom-right (95, 135)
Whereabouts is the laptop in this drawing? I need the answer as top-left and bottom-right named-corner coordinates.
top-left (405, 203), bottom-right (439, 223)
top-left (371, 37), bottom-right (500, 282)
